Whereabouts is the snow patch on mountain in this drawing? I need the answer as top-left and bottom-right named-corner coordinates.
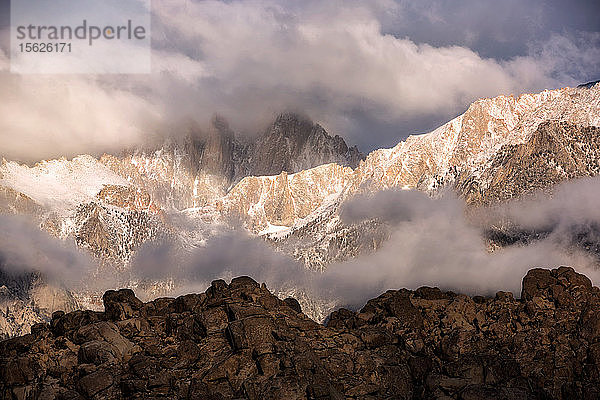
top-left (0, 155), bottom-right (129, 214)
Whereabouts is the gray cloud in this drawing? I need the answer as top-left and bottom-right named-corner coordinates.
top-left (1, 0), bottom-right (598, 161)
top-left (480, 177), bottom-right (600, 249)
top-left (130, 227), bottom-right (311, 298)
top-left (317, 181), bottom-right (600, 308)
top-left (0, 215), bottom-right (95, 287)
top-left (376, 0), bottom-right (600, 60)
top-left (129, 178), bottom-right (600, 316)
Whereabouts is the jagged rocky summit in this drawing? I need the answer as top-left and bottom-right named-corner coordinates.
top-left (1, 86), bottom-right (599, 252)
top-left (0, 113), bottom-right (364, 323)
top-left (1, 266), bottom-right (599, 399)
top-left (98, 113), bottom-right (364, 211)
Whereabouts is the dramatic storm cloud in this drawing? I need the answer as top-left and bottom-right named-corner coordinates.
top-left (1, 0), bottom-right (599, 159)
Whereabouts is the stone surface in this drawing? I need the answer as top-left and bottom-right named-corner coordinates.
top-left (1, 267), bottom-right (599, 399)
top-left (456, 121), bottom-right (600, 205)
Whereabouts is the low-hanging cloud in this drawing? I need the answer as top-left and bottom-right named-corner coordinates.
top-left (130, 177), bottom-right (600, 316)
top-left (131, 227), bottom-right (312, 298)
top-left (3, 177), bottom-right (600, 319)
top-left (0, 214), bottom-right (96, 288)
top-left (1, 0), bottom-right (599, 161)
top-left (316, 181), bottom-right (600, 308)
top-left (479, 177), bottom-right (600, 252)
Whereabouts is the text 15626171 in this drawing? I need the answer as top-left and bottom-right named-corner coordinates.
top-left (18, 43), bottom-right (72, 53)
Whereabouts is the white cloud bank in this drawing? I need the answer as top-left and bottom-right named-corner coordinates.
top-left (1, 1), bottom-right (598, 160)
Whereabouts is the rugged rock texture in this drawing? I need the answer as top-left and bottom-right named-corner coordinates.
top-left (72, 202), bottom-right (166, 262)
top-left (264, 191), bottom-right (389, 271)
top-left (0, 186), bottom-right (44, 216)
top-left (98, 113), bottom-right (364, 211)
top-left (352, 85), bottom-right (600, 197)
top-left (96, 185), bottom-right (161, 214)
top-left (0, 85), bottom-right (598, 339)
top-left (579, 80), bottom-right (600, 89)
top-left (214, 85), bottom-right (600, 253)
top-left (457, 122), bottom-right (600, 205)
top-left (1, 267), bottom-right (599, 399)
top-left (0, 270), bottom-right (78, 341)
top-left (1, 86), bottom-right (598, 262)
top-left (218, 163), bottom-right (354, 232)
top-left (250, 113), bottom-right (363, 177)
top-left (99, 136), bottom-right (229, 211)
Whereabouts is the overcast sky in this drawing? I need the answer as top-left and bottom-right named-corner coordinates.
top-left (0, 0), bottom-right (598, 161)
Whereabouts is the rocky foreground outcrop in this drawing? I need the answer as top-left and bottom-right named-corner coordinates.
top-left (1, 267), bottom-right (599, 399)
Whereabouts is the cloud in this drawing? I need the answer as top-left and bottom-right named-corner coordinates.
top-left (0, 214), bottom-right (95, 287)
top-left (129, 178), bottom-right (600, 318)
top-left (315, 181), bottom-right (600, 308)
top-left (0, 49), bottom-right (163, 162)
top-left (527, 32), bottom-right (600, 85)
top-left (375, 0), bottom-right (600, 61)
top-left (1, 0), bottom-right (598, 159)
top-left (148, 0), bottom-right (576, 147)
top-left (130, 227), bottom-right (311, 297)
top-left (481, 177), bottom-right (600, 250)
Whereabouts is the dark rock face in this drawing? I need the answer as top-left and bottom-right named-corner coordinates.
top-left (578, 80), bottom-right (599, 89)
top-left (182, 113), bottom-right (364, 185)
top-left (250, 113), bottom-right (364, 177)
top-left (1, 267), bottom-right (599, 399)
top-left (184, 116), bottom-right (238, 182)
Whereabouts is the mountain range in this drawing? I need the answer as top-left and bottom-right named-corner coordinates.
top-left (0, 83), bottom-right (599, 339)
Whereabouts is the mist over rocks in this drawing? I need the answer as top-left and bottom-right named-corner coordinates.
top-left (1, 266), bottom-right (599, 399)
